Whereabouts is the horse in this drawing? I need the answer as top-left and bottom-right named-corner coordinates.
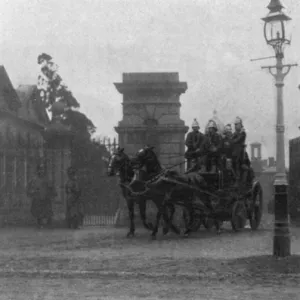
top-left (129, 146), bottom-right (207, 237)
top-left (107, 147), bottom-right (179, 239)
top-left (107, 147), bottom-right (153, 237)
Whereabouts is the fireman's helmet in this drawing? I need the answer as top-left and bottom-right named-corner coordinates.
top-left (207, 120), bottom-right (217, 129)
top-left (191, 118), bottom-right (200, 129)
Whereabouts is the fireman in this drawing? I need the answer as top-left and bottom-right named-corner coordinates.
top-left (198, 120), bottom-right (223, 173)
top-left (222, 124), bottom-right (233, 159)
top-left (185, 118), bottom-right (205, 169)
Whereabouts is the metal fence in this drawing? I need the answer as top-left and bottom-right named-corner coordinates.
top-left (79, 138), bottom-right (122, 226)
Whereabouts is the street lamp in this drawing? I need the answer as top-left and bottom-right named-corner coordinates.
top-left (261, 0), bottom-right (297, 257)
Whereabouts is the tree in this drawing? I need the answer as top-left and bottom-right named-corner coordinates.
top-left (37, 53), bottom-right (79, 112)
top-left (36, 53), bottom-right (97, 167)
top-left (36, 52), bottom-right (95, 136)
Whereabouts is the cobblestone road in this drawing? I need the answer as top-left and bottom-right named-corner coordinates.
top-left (0, 216), bottom-right (300, 299)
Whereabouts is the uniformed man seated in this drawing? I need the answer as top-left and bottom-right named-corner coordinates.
top-left (240, 150), bottom-right (255, 186)
top-left (222, 124), bottom-right (233, 158)
top-left (185, 118), bottom-right (205, 170)
top-left (198, 120), bottom-right (223, 173)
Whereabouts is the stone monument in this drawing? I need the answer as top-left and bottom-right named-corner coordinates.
top-left (114, 72), bottom-right (188, 172)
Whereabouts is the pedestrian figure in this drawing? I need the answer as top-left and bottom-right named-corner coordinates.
top-left (65, 166), bottom-right (84, 229)
top-left (26, 163), bottom-right (57, 228)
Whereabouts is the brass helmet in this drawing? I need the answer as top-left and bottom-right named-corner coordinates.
top-left (191, 118), bottom-right (200, 129)
top-left (234, 116), bottom-right (243, 125)
top-left (207, 120), bottom-right (217, 130)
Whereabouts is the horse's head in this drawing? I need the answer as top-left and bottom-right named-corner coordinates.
top-left (134, 145), bottom-right (162, 174)
top-left (128, 145), bottom-right (163, 191)
top-left (107, 147), bottom-right (129, 176)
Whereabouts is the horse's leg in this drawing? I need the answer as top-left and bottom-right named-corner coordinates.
top-left (160, 190), bottom-right (177, 236)
top-left (166, 203), bottom-right (180, 235)
top-left (126, 197), bottom-right (135, 238)
top-left (37, 218), bottom-right (42, 229)
top-left (151, 198), bottom-right (168, 239)
top-left (183, 198), bottom-right (195, 237)
top-left (215, 219), bottom-right (221, 234)
top-left (151, 207), bottom-right (162, 240)
top-left (138, 198), bottom-right (153, 231)
top-left (161, 204), bottom-right (171, 236)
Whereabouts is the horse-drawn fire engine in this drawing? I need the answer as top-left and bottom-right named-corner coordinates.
top-left (107, 116), bottom-right (263, 239)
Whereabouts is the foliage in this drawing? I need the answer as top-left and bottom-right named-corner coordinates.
top-left (63, 109), bottom-right (96, 138)
top-left (37, 53), bottom-right (79, 110)
top-left (36, 53), bottom-right (99, 171)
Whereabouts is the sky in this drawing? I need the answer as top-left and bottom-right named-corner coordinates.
top-left (1, 0), bottom-right (300, 164)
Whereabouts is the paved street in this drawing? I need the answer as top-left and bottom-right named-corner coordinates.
top-left (1, 276), bottom-right (300, 300)
top-left (0, 216), bottom-right (300, 299)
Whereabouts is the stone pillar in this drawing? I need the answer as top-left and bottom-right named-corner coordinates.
top-left (44, 118), bottom-right (73, 227)
top-left (114, 72), bottom-right (188, 172)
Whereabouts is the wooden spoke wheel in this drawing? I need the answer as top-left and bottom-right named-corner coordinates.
top-left (249, 183), bottom-right (263, 230)
top-left (231, 201), bottom-right (247, 232)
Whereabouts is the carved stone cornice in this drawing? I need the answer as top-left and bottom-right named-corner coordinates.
top-left (114, 82), bottom-right (188, 96)
top-left (115, 125), bottom-right (188, 134)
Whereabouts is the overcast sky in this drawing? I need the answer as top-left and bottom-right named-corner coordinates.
top-left (1, 0), bottom-right (300, 163)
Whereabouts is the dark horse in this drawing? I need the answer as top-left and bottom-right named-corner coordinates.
top-left (129, 146), bottom-right (208, 237)
top-left (107, 147), bottom-right (179, 239)
top-left (107, 147), bottom-right (153, 237)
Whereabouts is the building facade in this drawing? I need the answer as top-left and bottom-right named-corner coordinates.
top-left (250, 142), bottom-right (276, 212)
top-left (0, 66), bottom-right (72, 226)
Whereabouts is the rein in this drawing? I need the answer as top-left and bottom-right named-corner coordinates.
top-left (119, 160), bottom-right (186, 197)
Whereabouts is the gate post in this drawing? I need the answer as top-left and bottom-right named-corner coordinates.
top-left (44, 117), bottom-right (73, 227)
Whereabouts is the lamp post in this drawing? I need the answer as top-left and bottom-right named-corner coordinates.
top-left (261, 0), bottom-right (297, 257)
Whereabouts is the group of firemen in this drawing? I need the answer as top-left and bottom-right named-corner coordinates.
top-left (185, 116), bottom-right (249, 186)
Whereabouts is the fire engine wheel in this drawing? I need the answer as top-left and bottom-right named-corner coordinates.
top-left (231, 201), bottom-right (247, 232)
